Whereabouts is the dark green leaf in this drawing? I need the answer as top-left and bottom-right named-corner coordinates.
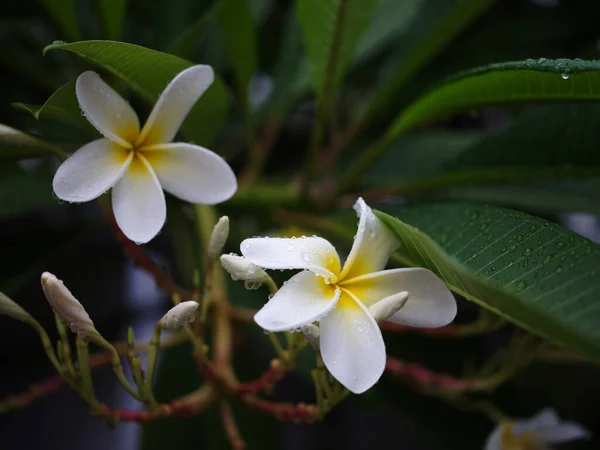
top-left (40, 0), bottom-right (81, 41)
top-left (0, 124), bottom-right (63, 159)
top-left (97, 0), bottom-right (129, 39)
top-left (376, 204), bottom-right (600, 362)
top-left (388, 59), bottom-right (600, 138)
top-left (165, 2), bottom-right (219, 58)
top-left (296, 0), bottom-right (377, 99)
top-left (215, 0), bottom-right (257, 109)
top-left (13, 81), bottom-right (95, 133)
top-left (364, 0), bottom-right (495, 120)
top-left (44, 40), bottom-right (229, 147)
top-left (0, 162), bottom-right (56, 218)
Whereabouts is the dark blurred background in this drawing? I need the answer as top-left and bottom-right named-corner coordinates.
top-left (1, 0), bottom-right (600, 449)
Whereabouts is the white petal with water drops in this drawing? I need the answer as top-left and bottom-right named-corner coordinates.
top-left (136, 65), bottom-right (214, 146)
top-left (341, 268), bottom-right (456, 328)
top-left (76, 71), bottom-right (140, 147)
top-left (254, 271), bottom-right (340, 332)
top-left (111, 155), bottom-right (167, 244)
top-left (142, 143), bottom-right (237, 204)
top-left (339, 198), bottom-right (399, 280)
top-left (319, 291), bottom-right (386, 394)
top-left (241, 237), bottom-right (341, 280)
top-left (53, 138), bottom-right (132, 203)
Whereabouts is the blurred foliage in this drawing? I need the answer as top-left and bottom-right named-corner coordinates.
top-left (1, 0), bottom-right (600, 449)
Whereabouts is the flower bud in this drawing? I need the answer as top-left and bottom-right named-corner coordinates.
top-left (207, 216), bottom-right (229, 261)
top-left (0, 291), bottom-right (31, 323)
top-left (369, 291), bottom-right (409, 322)
top-left (302, 324), bottom-right (320, 351)
top-left (220, 254), bottom-right (267, 282)
top-left (160, 301), bottom-right (199, 330)
top-left (41, 272), bottom-right (98, 339)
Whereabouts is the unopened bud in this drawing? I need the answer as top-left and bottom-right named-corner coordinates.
top-left (302, 324), bottom-right (320, 351)
top-left (0, 291), bottom-right (31, 323)
top-left (207, 216), bottom-right (229, 261)
top-left (160, 301), bottom-right (199, 330)
top-left (220, 254), bottom-right (267, 282)
top-left (369, 291), bottom-right (409, 322)
top-left (41, 272), bottom-right (98, 339)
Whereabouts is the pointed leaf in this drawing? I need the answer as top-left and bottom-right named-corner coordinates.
top-left (376, 204), bottom-right (600, 362)
top-left (97, 0), bottom-right (129, 39)
top-left (0, 125), bottom-right (64, 159)
top-left (44, 40), bottom-right (229, 147)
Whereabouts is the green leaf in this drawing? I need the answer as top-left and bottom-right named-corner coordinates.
top-left (13, 81), bottom-right (95, 133)
top-left (0, 162), bottom-right (57, 218)
top-left (376, 204), bottom-right (600, 362)
top-left (215, 0), bottom-right (257, 108)
top-left (97, 0), bottom-right (128, 39)
top-left (44, 40), bottom-right (229, 147)
top-left (388, 59), bottom-right (600, 138)
top-left (353, 0), bottom-right (423, 64)
top-left (258, 7), bottom-right (311, 121)
top-left (296, 0), bottom-right (377, 99)
top-left (0, 124), bottom-right (63, 159)
top-left (40, 0), bottom-right (81, 41)
top-left (364, 0), bottom-right (495, 120)
top-left (165, 2), bottom-right (220, 58)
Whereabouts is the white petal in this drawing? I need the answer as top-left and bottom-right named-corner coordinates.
top-left (339, 198), bottom-right (399, 281)
top-left (76, 71), bottom-right (140, 147)
top-left (531, 408), bottom-right (560, 428)
top-left (141, 143), bottom-right (237, 204)
top-left (241, 237), bottom-right (341, 280)
top-left (319, 291), bottom-right (386, 394)
top-left (341, 268), bottom-right (456, 328)
top-left (136, 65), bottom-right (214, 147)
top-left (53, 138), bottom-right (132, 202)
top-left (538, 422), bottom-right (591, 444)
top-left (483, 425), bottom-right (502, 450)
top-left (112, 154), bottom-right (166, 244)
top-left (254, 271), bottom-right (340, 332)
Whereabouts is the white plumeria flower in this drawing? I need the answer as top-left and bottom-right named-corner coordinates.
top-left (241, 198), bottom-right (457, 394)
top-left (52, 66), bottom-right (237, 244)
top-left (485, 408), bottom-right (591, 450)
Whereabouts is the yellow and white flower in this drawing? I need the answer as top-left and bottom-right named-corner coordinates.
top-left (485, 409), bottom-right (591, 450)
top-left (240, 198), bottom-right (457, 393)
top-left (52, 66), bottom-right (237, 244)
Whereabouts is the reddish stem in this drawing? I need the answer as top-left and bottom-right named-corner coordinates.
top-left (242, 396), bottom-right (319, 423)
top-left (236, 359), bottom-right (285, 395)
top-left (385, 357), bottom-right (478, 392)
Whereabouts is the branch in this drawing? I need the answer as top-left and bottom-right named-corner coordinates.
top-left (220, 400), bottom-right (246, 450)
top-left (241, 395), bottom-right (319, 423)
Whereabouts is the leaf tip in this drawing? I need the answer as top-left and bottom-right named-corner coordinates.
top-left (43, 40), bottom-right (67, 56)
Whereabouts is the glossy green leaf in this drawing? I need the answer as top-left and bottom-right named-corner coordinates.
top-left (97, 0), bottom-right (129, 39)
top-left (365, 0), bottom-right (495, 119)
top-left (13, 81), bottom-right (95, 132)
top-left (0, 124), bottom-right (63, 159)
top-left (40, 0), bottom-right (81, 41)
top-left (215, 0), bottom-right (257, 108)
top-left (388, 59), bottom-right (600, 138)
top-left (296, 0), bottom-right (377, 99)
top-left (44, 40), bottom-right (229, 147)
top-left (376, 204), bottom-right (600, 361)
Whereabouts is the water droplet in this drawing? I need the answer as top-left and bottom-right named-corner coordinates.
top-left (523, 248), bottom-right (532, 256)
top-left (543, 255), bottom-right (552, 264)
top-left (516, 281), bottom-right (527, 292)
top-left (116, 113), bottom-right (122, 120)
top-left (561, 72), bottom-right (570, 80)
top-left (301, 252), bottom-right (311, 263)
top-left (286, 243), bottom-right (295, 251)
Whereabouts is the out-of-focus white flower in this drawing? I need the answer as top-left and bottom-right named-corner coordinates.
top-left (220, 254), bottom-right (268, 282)
top-left (485, 408), bottom-right (591, 450)
top-left (207, 216), bottom-right (230, 260)
top-left (241, 198), bottom-right (456, 394)
top-left (0, 291), bottom-right (31, 323)
top-left (160, 301), bottom-right (199, 330)
top-left (41, 272), bottom-right (98, 339)
top-left (52, 66), bottom-right (237, 244)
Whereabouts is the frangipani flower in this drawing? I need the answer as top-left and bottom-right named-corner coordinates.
top-left (485, 408), bottom-right (591, 450)
top-left (241, 198), bottom-right (457, 393)
top-left (52, 66), bottom-right (237, 244)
